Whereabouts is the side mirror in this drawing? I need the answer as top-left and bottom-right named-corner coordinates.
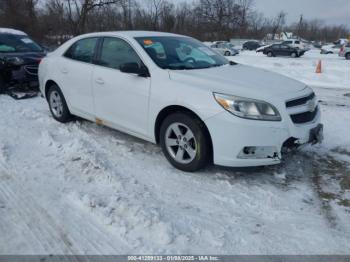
top-left (120, 63), bottom-right (150, 77)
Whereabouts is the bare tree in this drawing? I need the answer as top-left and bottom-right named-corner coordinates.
top-left (64, 0), bottom-right (122, 35)
top-left (0, 0), bottom-right (349, 46)
top-left (271, 10), bottom-right (287, 40)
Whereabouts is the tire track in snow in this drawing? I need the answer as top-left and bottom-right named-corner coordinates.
top-left (0, 145), bottom-right (131, 254)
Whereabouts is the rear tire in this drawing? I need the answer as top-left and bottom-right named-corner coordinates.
top-left (346, 53), bottom-right (350, 60)
top-left (224, 51), bottom-right (231, 56)
top-left (47, 84), bottom-right (72, 123)
top-left (291, 52), bottom-right (297, 58)
top-left (267, 52), bottom-right (273, 57)
top-left (160, 113), bottom-right (210, 172)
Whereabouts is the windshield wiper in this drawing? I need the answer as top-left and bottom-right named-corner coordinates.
top-left (167, 65), bottom-right (195, 70)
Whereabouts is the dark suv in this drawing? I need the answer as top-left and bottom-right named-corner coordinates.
top-left (242, 41), bottom-right (261, 50)
top-left (0, 29), bottom-right (45, 94)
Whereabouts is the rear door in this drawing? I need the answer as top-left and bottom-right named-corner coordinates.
top-left (58, 37), bottom-right (98, 115)
top-left (92, 37), bottom-right (151, 137)
top-left (273, 45), bottom-right (282, 55)
top-left (279, 45), bottom-right (290, 56)
top-left (218, 43), bottom-right (227, 54)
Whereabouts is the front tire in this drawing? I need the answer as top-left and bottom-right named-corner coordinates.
top-left (224, 51), bottom-right (231, 56)
top-left (47, 84), bottom-right (72, 123)
top-left (346, 53), bottom-right (350, 60)
top-left (267, 52), bottom-right (273, 57)
top-left (291, 52), bottom-right (297, 58)
top-left (160, 113), bottom-right (210, 172)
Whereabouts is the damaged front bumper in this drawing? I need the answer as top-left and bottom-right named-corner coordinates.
top-left (8, 64), bottom-right (39, 87)
top-left (205, 110), bottom-right (323, 167)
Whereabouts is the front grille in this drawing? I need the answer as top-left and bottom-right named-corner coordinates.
top-left (290, 106), bottom-right (318, 124)
top-left (286, 92), bottom-right (315, 108)
top-left (24, 65), bottom-right (38, 76)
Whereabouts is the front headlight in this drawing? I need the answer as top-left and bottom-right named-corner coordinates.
top-left (6, 57), bottom-right (25, 66)
top-left (214, 93), bottom-right (282, 121)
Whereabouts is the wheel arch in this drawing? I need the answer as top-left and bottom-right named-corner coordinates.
top-left (44, 80), bottom-right (59, 100)
top-left (154, 105), bottom-right (213, 162)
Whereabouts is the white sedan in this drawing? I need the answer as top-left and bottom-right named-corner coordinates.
top-left (39, 31), bottom-right (323, 172)
top-left (320, 44), bottom-right (342, 54)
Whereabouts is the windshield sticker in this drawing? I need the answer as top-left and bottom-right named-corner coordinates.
top-left (198, 47), bottom-right (216, 56)
top-left (21, 38), bottom-right (34, 44)
top-left (143, 39), bottom-right (154, 46)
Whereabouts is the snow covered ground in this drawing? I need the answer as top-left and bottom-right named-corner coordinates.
top-left (232, 49), bottom-right (350, 89)
top-left (0, 49), bottom-right (350, 255)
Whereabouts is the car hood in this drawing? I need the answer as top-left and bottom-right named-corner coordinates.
top-left (169, 64), bottom-right (306, 98)
top-left (1, 52), bottom-right (46, 65)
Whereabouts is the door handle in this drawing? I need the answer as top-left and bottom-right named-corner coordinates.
top-left (95, 78), bottom-right (105, 85)
top-left (61, 68), bottom-right (68, 74)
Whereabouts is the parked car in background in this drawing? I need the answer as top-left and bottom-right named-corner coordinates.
top-left (210, 42), bottom-right (239, 56)
top-left (312, 42), bottom-right (323, 49)
top-left (242, 41), bottom-right (261, 50)
top-left (334, 39), bottom-right (348, 46)
top-left (0, 28), bottom-right (45, 94)
top-left (339, 43), bottom-right (350, 60)
top-left (256, 44), bottom-right (271, 53)
top-left (39, 31), bottom-right (323, 172)
top-left (320, 44), bottom-right (342, 54)
top-left (281, 39), bottom-right (310, 51)
top-left (263, 44), bottom-right (305, 58)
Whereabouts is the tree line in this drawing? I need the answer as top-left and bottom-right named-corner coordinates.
top-left (0, 0), bottom-right (348, 47)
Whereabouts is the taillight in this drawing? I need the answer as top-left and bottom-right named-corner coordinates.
top-left (340, 47), bottom-right (344, 52)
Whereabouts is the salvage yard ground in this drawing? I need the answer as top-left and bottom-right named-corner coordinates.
top-left (0, 49), bottom-right (350, 254)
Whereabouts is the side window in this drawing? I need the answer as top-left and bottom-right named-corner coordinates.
top-left (99, 37), bottom-right (142, 70)
top-left (295, 41), bottom-right (300, 44)
top-left (285, 41), bottom-right (292, 44)
top-left (64, 38), bottom-right (98, 63)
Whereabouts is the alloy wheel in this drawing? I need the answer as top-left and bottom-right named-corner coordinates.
top-left (165, 123), bottom-right (197, 164)
top-left (49, 91), bottom-right (64, 118)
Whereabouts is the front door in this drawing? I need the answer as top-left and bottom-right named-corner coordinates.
top-left (92, 37), bottom-right (151, 138)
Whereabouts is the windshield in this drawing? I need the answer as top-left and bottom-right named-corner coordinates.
top-left (0, 34), bottom-right (43, 53)
top-left (135, 36), bottom-right (229, 70)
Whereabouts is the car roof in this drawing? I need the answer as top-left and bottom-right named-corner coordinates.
top-left (0, 28), bottom-right (27, 36)
top-left (77, 31), bottom-right (186, 39)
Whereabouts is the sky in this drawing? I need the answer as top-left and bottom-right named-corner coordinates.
top-left (253, 0), bottom-right (350, 26)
